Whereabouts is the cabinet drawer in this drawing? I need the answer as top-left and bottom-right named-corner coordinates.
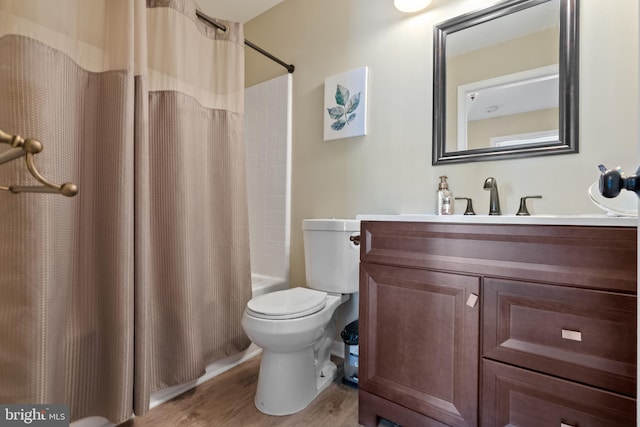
top-left (482, 359), bottom-right (636, 427)
top-left (360, 221), bottom-right (637, 292)
top-left (483, 278), bottom-right (636, 396)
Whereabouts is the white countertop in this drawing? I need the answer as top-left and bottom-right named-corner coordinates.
top-left (356, 214), bottom-right (637, 227)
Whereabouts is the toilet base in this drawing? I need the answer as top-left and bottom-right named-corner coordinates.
top-left (254, 349), bottom-right (338, 416)
top-left (316, 359), bottom-right (338, 394)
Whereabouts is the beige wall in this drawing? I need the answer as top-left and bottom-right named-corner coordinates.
top-left (244, 0), bottom-right (639, 287)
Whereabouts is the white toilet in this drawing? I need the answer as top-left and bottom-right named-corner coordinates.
top-left (241, 218), bottom-right (360, 416)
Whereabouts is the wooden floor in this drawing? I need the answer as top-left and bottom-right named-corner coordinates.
top-left (119, 355), bottom-right (360, 427)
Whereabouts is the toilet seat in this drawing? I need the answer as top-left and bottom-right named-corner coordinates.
top-left (246, 287), bottom-right (327, 320)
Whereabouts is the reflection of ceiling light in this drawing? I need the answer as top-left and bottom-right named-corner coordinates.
top-left (394, 0), bottom-right (433, 13)
top-left (485, 105), bottom-right (499, 113)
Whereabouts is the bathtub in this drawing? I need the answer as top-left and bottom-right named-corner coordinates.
top-left (72, 274), bottom-right (288, 427)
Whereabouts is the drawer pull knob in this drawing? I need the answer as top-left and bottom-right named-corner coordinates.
top-left (466, 293), bottom-right (478, 308)
top-left (561, 329), bottom-right (582, 342)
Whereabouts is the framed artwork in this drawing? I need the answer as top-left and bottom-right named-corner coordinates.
top-left (323, 66), bottom-right (368, 141)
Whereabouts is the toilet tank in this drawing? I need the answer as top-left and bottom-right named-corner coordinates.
top-left (302, 219), bottom-right (360, 294)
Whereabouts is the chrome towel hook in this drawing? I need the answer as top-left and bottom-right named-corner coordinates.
top-left (0, 129), bottom-right (78, 197)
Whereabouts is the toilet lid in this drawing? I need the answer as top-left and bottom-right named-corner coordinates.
top-left (246, 287), bottom-right (327, 320)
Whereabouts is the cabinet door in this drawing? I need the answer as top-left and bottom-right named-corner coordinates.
top-left (359, 262), bottom-right (480, 427)
top-left (482, 359), bottom-right (636, 427)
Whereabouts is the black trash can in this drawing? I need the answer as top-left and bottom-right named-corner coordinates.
top-left (340, 319), bottom-right (358, 387)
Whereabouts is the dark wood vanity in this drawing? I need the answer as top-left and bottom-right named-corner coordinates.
top-left (357, 219), bottom-right (637, 427)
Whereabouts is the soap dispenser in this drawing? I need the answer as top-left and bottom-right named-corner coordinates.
top-left (436, 176), bottom-right (454, 215)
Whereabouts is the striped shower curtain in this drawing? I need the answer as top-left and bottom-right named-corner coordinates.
top-left (0, 0), bottom-right (252, 423)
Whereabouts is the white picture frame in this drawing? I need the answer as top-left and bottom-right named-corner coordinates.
top-left (323, 66), bottom-right (368, 141)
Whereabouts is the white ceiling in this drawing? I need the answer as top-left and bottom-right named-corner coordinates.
top-left (196, 0), bottom-right (285, 23)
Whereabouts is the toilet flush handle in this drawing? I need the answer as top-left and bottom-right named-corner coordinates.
top-left (349, 234), bottom-right (360, 246)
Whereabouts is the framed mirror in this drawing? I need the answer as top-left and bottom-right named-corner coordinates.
top-left (432, 0), bottom-right (579, 164)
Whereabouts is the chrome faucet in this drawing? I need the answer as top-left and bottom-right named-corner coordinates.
top-left (483, 177), bottom-right (501, 215)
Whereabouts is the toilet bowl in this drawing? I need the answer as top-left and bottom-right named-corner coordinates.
top-left (241, 219), bottom-right (360, 416)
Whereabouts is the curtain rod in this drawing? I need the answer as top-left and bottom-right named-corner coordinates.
top-left (195, 10), bottom-right (295, 74)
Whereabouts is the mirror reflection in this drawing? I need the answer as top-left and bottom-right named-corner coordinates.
top-left (456, 65), bottom-right (559, 152)
top-left (433, 0), bottom-right (579, 164)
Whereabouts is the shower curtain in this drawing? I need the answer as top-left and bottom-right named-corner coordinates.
top-left (0, 0), bottom-right (251, 423)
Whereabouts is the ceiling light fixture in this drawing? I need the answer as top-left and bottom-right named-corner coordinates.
top-left (394, 0), bottom-right (432, 13)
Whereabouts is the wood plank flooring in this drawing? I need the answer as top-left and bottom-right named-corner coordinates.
top-left (119, 355), bottom-right (359, 427)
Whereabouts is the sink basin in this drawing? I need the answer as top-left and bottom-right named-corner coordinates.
top-left (355, 214), bottom-right (637, 227)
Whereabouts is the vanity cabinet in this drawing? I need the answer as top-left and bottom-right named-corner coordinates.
top-left (357, 220), bottom-right (637, 427)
